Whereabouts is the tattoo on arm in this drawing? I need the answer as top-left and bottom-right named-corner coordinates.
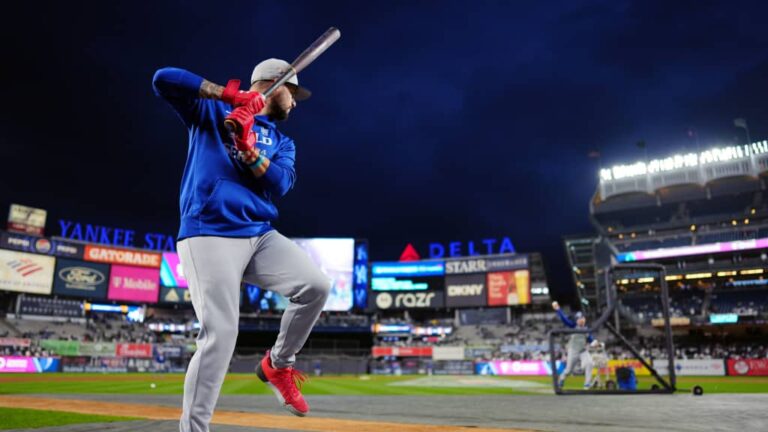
top-left (199, 80), bottom-right (224, 99)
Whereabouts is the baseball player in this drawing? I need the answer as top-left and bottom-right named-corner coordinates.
top-left (552, 301), bottom-right (594, 389)
top-left (587, 339), bottom-right (610, 389)
top-left (153, 59), bottom-right (331, 430)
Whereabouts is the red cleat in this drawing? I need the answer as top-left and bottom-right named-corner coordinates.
top-left (256, 351), bottom-right (309, 416)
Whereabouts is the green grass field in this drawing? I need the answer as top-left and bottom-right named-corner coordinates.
top-left (0, 407), bottom-right (138, 430)
top-left (0, 374), bottom-right (766, 429)
top-left (1, 373), bottom-right (767, 396)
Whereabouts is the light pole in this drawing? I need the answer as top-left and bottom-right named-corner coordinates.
top-left (734, 118), bottom-right (752, 145)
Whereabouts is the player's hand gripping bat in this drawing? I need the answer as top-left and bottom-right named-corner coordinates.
top-left (224, 27), bottom-right (341, 134)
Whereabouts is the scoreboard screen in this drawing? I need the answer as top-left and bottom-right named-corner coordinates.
top-left (371, 261), bottom-right (445, 292)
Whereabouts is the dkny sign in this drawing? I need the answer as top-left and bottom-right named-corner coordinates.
top-left (445, 273), bottom-right (487, 307)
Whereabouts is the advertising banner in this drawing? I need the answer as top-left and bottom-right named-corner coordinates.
top-left (0, 249), bottom-right (55, 295)
top-left (155, 345), bottom-right (183, 358)
top-left (371, 346), bottom-right (433, 357)
top-left (148, 322), bottom-right (187, 332)
top-left (108, 265), bottom-right (160, 303)
top-left (445, 255), bottom-right (529, 275)
top-left (370, 261), bottom-right (445, 294)
top-left (7, 204), bottom-right (47, 236)
top-left (85, 245), bottom-right (161, 268)
top-left (500, 344), bottom-right (549, 353)
top-left (445, 257), bottom-right (490, 275)
top-left (433, 360), bottom-right (475, 375)
top-left (653, 359), bottom-right (725, 376)
top-left (371, 290), bottom-right (444, 310)
top-left (487, 270), bottom-right (530, 306)
top-left (617, 237), bottom-right (768, 262)
top-left (79, 342), bottom-right (117, 357)
top-left (0, 356), bottom-right (60, 373)
top-left (459, 307), bottom-right (508, 325)
top-left (465, 346), bottom-right (495, 359)
top-left (476, 360), bottom-right (561, 376)
top-left (40, 340), bottom-right (81, 356)
top-left (116, 343), bottom-right (153, 358)
top-left (0, 338), bottom-right (31, 347)
top-left (352, 239), bottom-right (369, 310)
top-left (53, 258), bottom-right (110, 299)
top-left (160, 286), bottom-right (192, 304)
top-left (160, 252), bottom-right (187, 287)
top-left (651, 317), bottom-right (690, 327)
top-left (0, 232), bottom-right (83, 259)
top-left (606, 359), bottom-right (651, 376)
top-left (727, 358), bottom-right (768, 376)
top-left (371, 261), bottom-right (445, 277)
top-left (371, 323), bottom-right (412, 334)
top-left (432, 346), bottom-right (466, 360)
top-left (445, 273), bottom-right (487, 307)
top-left (61, 356), bottom-right (128, 373)
top-left (18, 296), bottom-right (83, 318)
top-left (709, 313), bottom-right (739, 324)
top-left (486, 255), bottom-right (529, 271)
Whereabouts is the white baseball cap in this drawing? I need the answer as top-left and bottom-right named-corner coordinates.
top-left (251, 58), bottom-right (311, 101)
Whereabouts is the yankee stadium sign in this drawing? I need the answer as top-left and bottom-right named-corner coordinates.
top-left (59, 219), bottom-right (176, 252)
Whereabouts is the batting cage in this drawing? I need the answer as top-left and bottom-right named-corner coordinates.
top-left (548, 262), bottom-right (678, 395)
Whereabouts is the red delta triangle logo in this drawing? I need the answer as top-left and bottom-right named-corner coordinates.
top-left (399, 244), bottom-right (421, 262)
top-left (6, 259), bottom-right (43, 277)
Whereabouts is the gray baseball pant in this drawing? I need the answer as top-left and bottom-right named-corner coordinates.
top-left (559, 349), bottom-right (594, 388)
top-left (177, 231), bottom-right (330, 432)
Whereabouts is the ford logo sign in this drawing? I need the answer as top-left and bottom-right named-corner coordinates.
top-left (59, 267), bottom-right (105, 290)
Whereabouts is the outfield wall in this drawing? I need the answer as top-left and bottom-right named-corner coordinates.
top-left (0, 356), bottom-right (60, 373)
top-left (4, 353), bottom-right (768, 376)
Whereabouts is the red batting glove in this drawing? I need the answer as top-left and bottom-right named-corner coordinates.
top-left (221, 79), bottom-right (265, 111)
top-left (226, 106), bottom-right (258, 151)
top-left (241, 147), bottom-right (260, 165)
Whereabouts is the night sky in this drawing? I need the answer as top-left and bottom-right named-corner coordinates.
top-left (2, 1), bottom-right (767, 300)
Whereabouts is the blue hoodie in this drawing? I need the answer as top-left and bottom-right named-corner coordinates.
top-left (152, 67), bottom-right (296, 240)
top-left (556, 309), bottom-right (594, 348)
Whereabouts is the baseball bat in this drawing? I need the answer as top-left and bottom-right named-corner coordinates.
top-left (225, 27), bottom-right (341, 133)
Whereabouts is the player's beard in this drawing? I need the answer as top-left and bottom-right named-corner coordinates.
top-left (268, 100), bottom-right (291, 121)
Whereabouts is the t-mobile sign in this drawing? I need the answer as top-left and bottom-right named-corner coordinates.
top-left (476, 360), bottom-right (557, 376)
top-left (108, 265), bottom-right (160, 303)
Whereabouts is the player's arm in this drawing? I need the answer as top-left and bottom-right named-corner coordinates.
top-left (152, 67), bottom-right (206, 101)
top-left (556, 309), bottom-right (576, 328)
top-left (152, 68), bottom-right (206, 125)
top-left (552, 301), bottom-right (576, 327)
top-left (153, 68), bottom-right (261, 104)
top-left (241, 139), bottom-right (296, 197)
top-left (152, 67), bottom-right (263, 124)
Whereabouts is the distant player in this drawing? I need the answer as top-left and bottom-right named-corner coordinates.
top-left (153, 60), bottom-right (330, 430)
top-left (587, 339), bottom-right (609, 389)
top-left (552, 301), bottom-right (594, 389)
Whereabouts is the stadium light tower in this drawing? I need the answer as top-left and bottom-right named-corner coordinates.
top-left (734, 118), bottom-right (752, 144)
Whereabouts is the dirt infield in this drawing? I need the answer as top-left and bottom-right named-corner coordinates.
top-left (2, 390), bottom-right (768, 431)
top-left (0, 395), bottom-right (534, 432)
